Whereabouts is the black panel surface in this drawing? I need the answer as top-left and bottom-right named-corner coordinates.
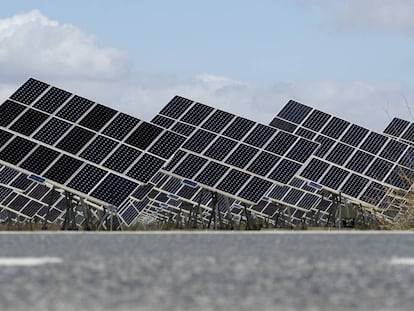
top-left (159, 96), bottom-right (193, 119)
top-left (102, 113), bottom-right (140, 140)
top-left (265, 131), bottom-right (297, 155)
top-left (0, 136), bottom-right (36, 165)
top-left (340, 124), bottom-right (369, 147)
top-left (365, 158), bottom-right (393, 181)
top-left (325, 143), bottom-right (354, 166)
top-left (91, 173), bottom-right (138, 206)
top-left (204, 137), bottom-right (238, 161)
top-left (56, 95), bottom-right (94, 122)
top-left (10, 109), bottom-right (49, 136)
top-left (217, 169), bottom-right (250, 195)
top-left (384, 118), bottom-right (410, 138)
top-left (180, 102), bottom-right (214, 126)
top-left (286, 138), bottom-right (319, 163)
top-left (10, 78), bottom-right (49, 105)
top-left (103, 145), bottom-right (141, 173)
top-left (195, 161), bottom-right (229, 187)
top-left (44, 155), bottom-right (83, 184)
top-left (125, 122), bottom-right (163, 150)
top-left (320, 166), bottom-right (349, 189)
top-left (379, 140), bottom-right (407, 162)
top-left (268, 159), bottom-right (301, 183)
top-left (300, 158), bottom-right (330, 181)
top-left (56, 126), bottom-right (95, 154)
top-left (277, 100), bottom-right (312, 124)
top-left (20, 145), bottom-right (59, 174)
top-left (247, 151), bottom-right (280, 176)
top-left (182, 129), bottom-right (216, 153)
top-left (302, 110), bottom-right (330, 131)
top-left (222, 117), bottom-right (255, 140)
top-left (201, 110), bottom-right (235, 133)
top-left (33, 118), bottom-right (71, 145)
top-left (360, 132), bottom-right (388, 155)
top-left (172, 154), bottom-right (208, 179)
top-left (126, 154), bottom-right (165, 183)
top-left (0, 100), bottom-right (26, 127)
top-left (269, 117), bottom-right (297, 133)
top-left (244, 124), bottom-right (277, 148)
top-left (148, 131), bottom-right (186, 159)
top-left (345, 150), bottom-right (374, 174)
top-left (79, 136), bottom-right (118, 164)
top-left (33, 87), bottom-right (71, 113)
top-left (225, 144), bottom-right (258, 169)
top-left (79, 104), bottom-right (117, 132)
top-left (321, 117), bottom-right (349, 139)
top-left (238, 177), bottom-right (272, 202)
top-left (67, 164), bottom-right (108, 193)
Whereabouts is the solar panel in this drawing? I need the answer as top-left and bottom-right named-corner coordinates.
top-left (272, 100), bottom-right (414, 216)
top-left (0, 78), bottom-right (190, 226)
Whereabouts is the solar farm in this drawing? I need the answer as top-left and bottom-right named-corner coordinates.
top-left (0, 78), bottom-right (413, 230)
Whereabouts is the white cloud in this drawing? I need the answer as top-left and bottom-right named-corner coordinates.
top-left (0, 10), bottom-right (413, 134)
top-left (306, 0), bottom-right (414, 35)
top-left (0, 10), bottom-right (131, 82)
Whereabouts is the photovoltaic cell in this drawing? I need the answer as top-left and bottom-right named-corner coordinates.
top-left (182, 129), bottom-right (217, 153)
top-left (340, 124), bottom-right (369, 147)
top-left (238, 177), bottom-right (273, 202)
top-left (172, 154), bottom-right (208, 179)
top-left (225, 144), bottom-right (258, 169)
top-left (365, 158), bottom-right (393, 181)
top-left (125, 122), bottom-right (163, 150)
top-left (302, 110), bottom-right (330, 131)
top-left (217, 169), bottom-right (250, 195)
top-left (0, 100), bottom-right (26, 127)
top-left (325, 143), bottom-right (354, 166)
top-left (360, 132), bottom-right (388, 155)
top-left (294, 127), bottom-right (316, 140)
top-left (0, 136), bottom-right (36, 165)
top-left (126, 154), bottom-right (165, 183)
top-left (180, 102), bottom-right (214, 126)
top-left (379, 139), bottom-right (407, 162)
top-left (79, 104), bottom-right (117, 132)
top-left (286, 138), bottom-right (319, 163)
top-left (321, 117), bottom-right (350, 139)
top-left (32, 118), bottom-right (72, 145)
top-left (103, 145), bottom-right (141, 173)
top-left (401, 124), bottom-right (414, 142)
top-left (247, 151), bottom-right (280, 176)
top-left (314, 135), bottom-right (335, 157)
top-left (320, 166), bottom-right (349, 189)
top-left (171, 122), bottom-right (196, 136)
top-left (43, 155), bottom-right (84, 184)
top-left (268, 159), bottom-right (302, 184)
top-left (0, 129), bottom-right (13, 146)
top-left (345, 150), bottom-right (374, 174)
top-left (201, 109), bottom-right (235, 133)
top-left (244, 124), bottom-right (277, 148)
top-left (91, 173), bottom-right (138, 206)
top-left (33, 87), bottom-right (71, 113)
top-left (56, 126), bottom-right (95, 154)
top-left (102, 113), bottom-right (140, 140)
top-left (204, 137), bottom-right (238, 161)
top-left (56, 95), bottom-right (94, 122)
top-left (265, 131), bottom-right (297, 155)
top-left (151, 115), bottom-right (175, 129)
top-left (67, 164), bottom-right (108, 194)
top-left (277, 100), bottom-right (312, 124)
top-left (268, 117), bottom-right (297, 133)
top-left (20, 145), bottom-right (59, 175)
top-left (222, 117), bottom-right (255, 141)
top-left (9, 109), bottom-right (49, 136)
top-left (79, 136), bottom-right (118, 164)
top-left (148, 131), bottom-right (187, 159)
top-left (300, 158), bottom-right (330, 181)
top-left (10, 78), bottom-right (49, 105)
top-left (384, 118), bottom-right (410, 138)
top-left (195, 161), bottom-right (229, 187)
top-left (159, 95), bottom-right (193, 119)
top-left (399, 146), bottom-right (414, 168)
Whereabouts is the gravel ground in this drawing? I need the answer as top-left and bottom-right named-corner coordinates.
top-left (0, 231), bottom-right (414, 311)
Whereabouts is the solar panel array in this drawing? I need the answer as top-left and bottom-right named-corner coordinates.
top-left (1, 78), bottom-right (413, 229)
top-left (270, 100), bottom-right (414, 218)
top-left (0, 79), bottom-right (191, 226)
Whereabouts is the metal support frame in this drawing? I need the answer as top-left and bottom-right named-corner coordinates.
top-left (98, 205), bottom-right (124, 231)
top-left (61, 191), bottom-right (77, 231)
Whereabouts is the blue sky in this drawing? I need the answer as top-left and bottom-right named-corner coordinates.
top-left (1, 1), bottom-right (414, 130)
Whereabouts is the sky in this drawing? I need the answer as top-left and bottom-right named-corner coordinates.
top-left (1, 0), bottom-right (414, 131)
